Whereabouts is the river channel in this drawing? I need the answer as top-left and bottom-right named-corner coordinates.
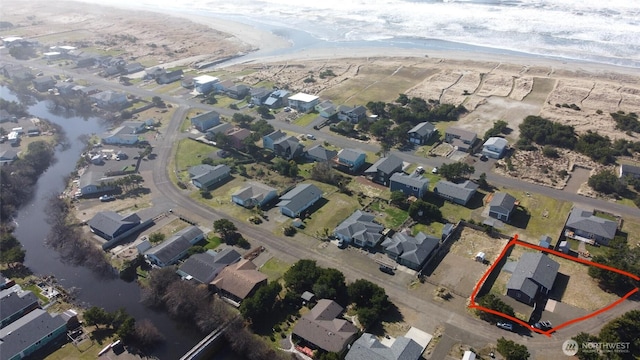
top-left (1, 86), bottom-right (238, 359)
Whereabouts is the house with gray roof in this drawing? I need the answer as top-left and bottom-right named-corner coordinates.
top-left (91, 90), bottom-right (128, 111)
top-left (292, 299), bottom-right (358, 354)
top-left (507, 252), bottom-right (559, 305)
top-left (433, 180), bottom-right (478, 206)
top-left (156, 69), bottom-right (183, 84)
top-left (334, 210), bottom-right (384, 248)
top-left (205, 122), bottom-right (234, 141)
top-left (263, 89), bottom-right (289, 108)
top-left (337, 105), bottom-right (367, 124)
top-left (315, 100), bottom-right (338, 118)
top-left (144, 226), bottom-right (205, 267)
top-left (564, 207), bottom-right (618, 246)
top-left (0, 308), bottom-right (67, 360)
top-left (190, 110), bottom-right (221, 132)
top-left (102, 125), bottom-right (140, 145)
top-left (88, 211), bottom-right (141, 241)
top-left (381, 231), bottom-right (439, 271)
top-left (444, 127), bottom-right (477, 152)
top-left (231, 182), bottom-right (278, 208)
top-left (77, 170), bottom-right (118, 196)
top-left (0, 287), bottom-right (38, 328)
top-left (277, 183), bottom-right (323, 218)
top-left (188, 164), bottom-right (231, 189)
top-left (250, 87), bottom-right (271, 105)
top-left (482, 137), bottom-right (508, 159)
top-left (306, 144), bottom-right (338, 163)
top-left (489, 192), bottom-right (517, 222)
top-left (365, 154), bottom-right (404, 185)
top-left (177, 248), bottom-right (241, 284)
top-left (263, 129), bottom-right (286, 151)
top-left (273, 135), bottom-right (304, 160)
top-left (408, 122), bottom-right (436, 145)
top-left (0, 149), bottom-right (18, 166)
top-left (390, 172), bottom-right (429, 198)
top-left (619, 164), bottom-right (640, 179)
top-left (334, 148), bottom-right (366, 173)
top-left (226, 84), bottom-right (249, 99)
top-left (346, 333), bottom-right (424, 360)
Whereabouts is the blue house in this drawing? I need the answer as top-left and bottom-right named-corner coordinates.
top-left (389, 172), bottom-right (430, 198)
top-left (0, 309), bottom-right (67, 360)
top-left (263, 130), bottom-right (286, 151)
top-left (190, 110), bottom-right (221, 132)
top-left (277, 183), bottom-right (323, 218)
top-left (335, 148), bottom-right (366, 173)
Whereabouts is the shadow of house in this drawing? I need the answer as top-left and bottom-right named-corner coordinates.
top-left (176, 248), bottom-right (241, 284)
top-left (334, 210), bottom-right (384, 248)
top-left (506, 252), bottom-right (559, 306)
top-left (143, 226), bottom-right (205, 268)
top-left (364, 154), bottom-right (403, 186)
top-left (292, 299), bottom-right (358, 354)
top-left (509, 207), bottom-right (531, 229)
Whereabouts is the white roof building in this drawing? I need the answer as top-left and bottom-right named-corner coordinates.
top-left (288, 92), bottom-right (319, 103)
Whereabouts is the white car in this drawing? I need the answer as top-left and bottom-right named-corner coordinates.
top-left (431, 167), bottom-right (438, 174)
top-left (306, 134), bottom-right (316, 140)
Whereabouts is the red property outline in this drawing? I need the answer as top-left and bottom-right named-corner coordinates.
top-left (469, 234), bottom-right (640, 337)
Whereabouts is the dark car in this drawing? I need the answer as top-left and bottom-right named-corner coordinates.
top-left (480, 154), bottom-right (488, 161)
top-left (99, 195), bottom-right (115, 202)
top-left (379, 265), bottom-right (395, 275)
top-left (532, 320), bottom-right (552, 330)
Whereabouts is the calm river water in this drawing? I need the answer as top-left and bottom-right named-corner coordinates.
top-left (1, 87), bottom-right (240, 359)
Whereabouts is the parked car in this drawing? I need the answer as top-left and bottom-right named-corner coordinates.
top-left (496, 322), bottom-right (513, 331)
top-left (532, 321), bottom-right (552, 330)
top-left (431, 167), bottom-right (438, 174)
top-left (306, 134), bottom-right (316, 140)
top-left (379, 265), bottom-right (395, 275)
top-left (416, 166), bottom-right (425, 174)
top-left (99, 195), bottom-right (115, 202)
top-left (480, 154), bottom-right (488, 161)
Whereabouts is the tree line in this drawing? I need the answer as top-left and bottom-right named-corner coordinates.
top-left (572, 310), bottom-right (640, 360)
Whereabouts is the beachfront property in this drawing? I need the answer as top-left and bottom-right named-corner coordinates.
top-left (77, 170), bottom-right (118, 196)
top-left (250, 87), bottom-right (271, 105)
top-left (156, 69), bottom-right (184, 84)
top-left (287, 92), bottom-right (320, 113)
top-left (32, 76), bottom-right (56, 92)
top-left (389, 172), bottom-right (430, 198)
top-left (277, 183), bottom-right (323, 218)
top-left (433, 180), bottom-right (479, 206)
top-left (482, 137), bottom-right (508, 159)
top-left (337, 105), bottom-right (367, 123)
top-left (262, 130), bottom-right (287, 150)
top-left (193, 75), bottom-right (220, 94)
top-left (315, 100), bottom-right (338, 118)
top-left (273, 135), bottom-right (304, 160)
top-left (188, 164), bottom-right (231, 189)
top-left (488, 192), bottom-right (517, 222)
top-left (231, 182), bottom-right (278, 208)
top-left (564, 207), bottom-right (618, 246)
top-left (190, 110), bottom-right (221, 132)
top-left (381, 231), bottom-right (439, 271)
top-left (263, 89), bottom-right (289, 108)
top-left (444, 127), bottom-right (477, 152)
top-left (292, 299), bottom-right (358, 354)
top-left (334, 210), bottom-right (385, 248)
top-left (225, 84), bottom-right (250, 99)
top-left (408, 121), bottom-right (437, 145)
top-left (144, 226), bottom-right (205, 268)
top-left (506, 252), bottom-right (559, 306)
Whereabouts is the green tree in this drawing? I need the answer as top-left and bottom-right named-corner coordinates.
top-left (438, 162), bottom-right (475, 181)
top-left (598, 310), bottom-right (640, 358)
top-left (408, 199), bottom-right (442, 222)
top-left (356, 306), bottom-right (379, 329)
top-left (588, 170), bottom-right (625, 195)
top-left (83, 306), bottom-right (112, 328)
top-left (213, 219), bottom-right (239, 243)
top-left (572, 332), bottom-right (601, 360)
top-left (542, 145), bottom-right (559, 158)
top-left (250, 119), bottom-right (275, 136)
top-left (256, 105), bottom-right (270, 118)
top-left (496, 337), bottom-right (530, 360)
top-left (116, 317), bottom-right (136, 340)
top-left (396, 93), bottom-right (409, 106)
top-left (149, 232), bottom-right (165, 244)
top-left (239, 281), bottom-right (282, 321)
top-left (390, 191), bottom-right (407, 208)
top-left (483, 120), bottom-right (509, 140)
top-left (0, 233), bottom-right (25, 267)
top-left (313, 268), bottom-right (347, 302)
top-left (478, 172), bottom-right (489, 189)
top-left (366, 101), bottom-right (387, 117)
top-left (476, 294), bottom-right (515, 322)
top-left (151, 96), bottom-right (164, 107)
top-left (370, 119), bottom-right (393, 138)
top-left (283, 259), bottom-right (320, 294)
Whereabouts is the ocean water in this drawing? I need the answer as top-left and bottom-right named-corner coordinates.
top-left (89, 0), bottom-right (640, 67)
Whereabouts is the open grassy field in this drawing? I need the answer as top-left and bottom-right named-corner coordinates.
top-left (621, 217), bottom-right (640, 247)
top-left (154, 218), bottom-right (189, 238)
top-left (293, 112), bottom-right (319, 127)
top-left (45, 328), bottom-right (118, 360)
top-left (450, 228), bottom-right (510, 263)
top-left (369, 200), bottom-right (409, 229)
top-left (259, 257), bottom-right (292, 282)
top-left (175, 138), bottom-right (219, 171)
top-left (348, 180), bottom-right (390, 199)
top-left (320, 64), bottom-right (433, 105)
top-left (303, 190), bottom-right (361, 237)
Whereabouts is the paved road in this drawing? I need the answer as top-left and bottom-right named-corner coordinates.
top-left (8, 56), bottom-right (638, 356)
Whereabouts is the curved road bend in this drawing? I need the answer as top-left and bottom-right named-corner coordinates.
top-left (154, 107), bottom-right (638, 357)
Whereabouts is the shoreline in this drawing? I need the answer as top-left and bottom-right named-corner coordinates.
top-left (69, 1), bottom-right (640, 77)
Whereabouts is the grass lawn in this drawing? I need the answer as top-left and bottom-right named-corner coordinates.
top-left (175, 138), bottom-right (219, 171)
top-left (497, 188), bottom-right (573, 243)
top-left (303, 190), bottom-right (361, 237)
top-left (211, 96), bottom-right (238, 109)
top-left (439, 198), bottom-right (475, 224)
top-left (348, 180), bottom-right (390, 199)
top-left (369, 201), bottom-right (409, 229)
top-left (154, 81), bottom-right (184, 94)
top-left (259, 257), bottom-right (292, 282)
top-left (202, 235), bottom-right (222, 250)
top-left (412, 222), bottom-right (445, 238)
top-left (155, 218), bottom-right (189, 238)
top-left (45, 329), bottom-right (117, 360)
top-left (621, 217), bottom-right (640, 247)
top-left (293, 112), bottom-right (318, 127)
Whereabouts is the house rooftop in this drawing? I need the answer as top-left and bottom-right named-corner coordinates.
top-left (446, 127), bottom-right (477, 142)
top-left (507, 252), bottom-right (559, 299)
top-left (0, 309), bottom-right (66, 359)
top-left (211, 259), bottom-right (267, 300)
top-left (566, 207), bottom-right (617, 240)
top-left (346, 333), bottom-right (424, 360)
top-left (307, 144), bottom-right (338, 162)
top-left (408, 122), bottom-right (436, 137)
top-left (434, 180), bottom-right (478, 202)
top-left (232, 182), bottom-right (277, 203)
top-left (390, 172), bottom-right (429, 189)
top-left (289, 92), bottom-right (319, 103)
top-left (277, 183), bottom-right (323, 214)
top-left (87, 211), bottom-right (141, 238)
top-left (365, 154), bottom-right (403, 175)
top-left (334, 210), bottom-right (384, 246)
top-left (490, 192), bottom-right (516, 212)
top-left (178, 248), bottom-right (241, 283)
top-left (145, 226), bottom-right (204, 266)
top-left (293, 299), bottom-right (358, 353)
top-left (338, 148), bottom-right (366, 163)
top-left (483, 137), bottom-right (508, 148)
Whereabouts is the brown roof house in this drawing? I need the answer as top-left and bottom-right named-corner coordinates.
top-left (211, 259), bottom-right (267, 305)
top-left (292, 299), bottom-right (358, 354)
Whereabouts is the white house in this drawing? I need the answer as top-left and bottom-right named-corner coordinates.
top-left (287, 93), bottom-right (320, 113)
top-left (482, 137), bottom-right (508, 159)
top-left (193, 75), bottom-right (220, 94)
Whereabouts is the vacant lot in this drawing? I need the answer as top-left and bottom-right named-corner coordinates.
top-left (302, 189), bottom-right (362, 237)
top-left (259, 257), bottom-right (291, 282)
top-left (175, 138), bottom-right (219, 172)
top-left (449, 228), bottom-right (510, 263)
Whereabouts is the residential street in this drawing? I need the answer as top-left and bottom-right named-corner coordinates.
top-left (7, 56), bottom-right (639, 358)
